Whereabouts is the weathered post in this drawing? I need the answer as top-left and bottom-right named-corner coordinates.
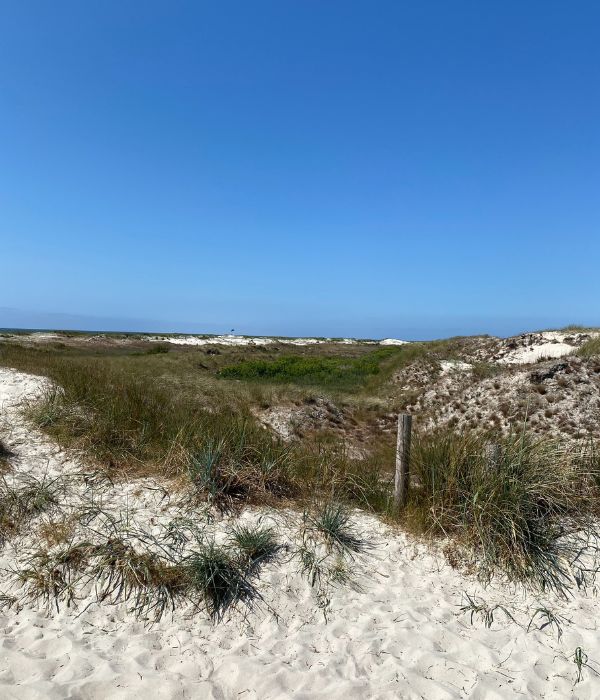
top-left (485, 443), bottom-right (501, 472)
top-left (394, 413), bottom-right (412, 510)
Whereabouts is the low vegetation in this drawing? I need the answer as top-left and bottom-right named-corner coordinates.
top-left (578, 336), bottom-right (600, 358)
top-left (307, 501), bottom-right (372, 557)
top-left (230, 523), bottom-right (280, 568)
top-left (9, 489), bottom-right (369, 624)
top-left (1, 334), bottom-right (600, 610)
top-left (186, 541), bottom-right (260, 621)
top-left (0, 474), bottom-right (64, 545)
top-left (0, 341), bottom-right (395, 514)
top-left (218, 349), bottom-right (397, 387)
top-left (406, 430), bottom-right (600, 596)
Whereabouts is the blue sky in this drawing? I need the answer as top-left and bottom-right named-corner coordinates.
top-left (1, 1), bottom-right (599, 339)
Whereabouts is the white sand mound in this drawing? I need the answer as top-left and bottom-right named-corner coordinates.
top-left (150, 335), bottom-right (407, 348)
top-left (156, 334), bottom-right (276, 346)
top-left (379, 338), bottom-right (409, 346)
top-left (151, 335), bottom-right (367, 347)
top-left (495, 331), bottom-right (598, 365)
top-left (498, 341), bottom-right (576, 364)
top-left (2, 368), bottom-right (600, 698)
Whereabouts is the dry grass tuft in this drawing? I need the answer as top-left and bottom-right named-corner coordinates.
top-left (38, 518), bottom-right (76, 548)
top-left (0, 474), bottom-right (64, 545)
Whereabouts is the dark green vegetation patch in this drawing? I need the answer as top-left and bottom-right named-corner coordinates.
top-left (218, 348), bottom-right (396, 387)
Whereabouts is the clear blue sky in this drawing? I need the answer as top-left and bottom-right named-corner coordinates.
top-left (1, 1), bottom-right (599, 339)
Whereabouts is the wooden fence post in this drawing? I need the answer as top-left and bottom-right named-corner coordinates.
top-left (394, 413), bottom-right (412, 510)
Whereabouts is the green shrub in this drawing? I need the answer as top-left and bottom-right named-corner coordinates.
top-left (218, 349), bottom-right (396, 387)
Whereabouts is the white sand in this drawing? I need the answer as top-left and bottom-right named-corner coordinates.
top-left (150, 335), bottom-right (353, 347)
top-left (439, 360), bottom-right (472, 375)
top-left (7, 332), bottom-right (401, 348)
top-left (2, 368), bottom-right (600, 698)
top-left (379, 338), bottom-right (409, 346)
top-left (496, 331), bottom-right (598, 365)
top-left (150, 335), bottom-right (406, 347)
top-left (498, 342), bottom-right (576, 365)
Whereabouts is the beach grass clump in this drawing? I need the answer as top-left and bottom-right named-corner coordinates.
top-left (188, 439), bottom-right (228, 502)
top-left (14, 539), bottom-right (96, 612)
top-left (577, 337), bottom-right (600, 358)
top-left (294, 502), bottom-right (373, 618)
top-left (186, 541), bottom-right (259, 622)
top-left (460, 592), bottom-right (516, 629)
top-left (407, 430), bottom-right (600, 596)
top-left (0, 474), bottom-right (64, 545)
top-left (327, 449), bottom-right (395, 515)
top-left (308, 502), bottom-right (372, 557)
top-left (186, 431), bottom-right (297, 510)
top-left (87, 537), bottom-right (188, 619)
top-left (15, 535), bottom-right (188, 620)
top-left (230, 523), bottom-right (280, 568)
top-left (14, 475), bottom-right (64, 519)
top-left (16, 549), bottom-right (78, 612)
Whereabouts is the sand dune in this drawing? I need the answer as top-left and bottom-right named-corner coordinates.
top-left (494, 331), bottom-right (597, 365)
top-left (150, 334), bottom-right (376, 347)
top-left (1, 368), bottom-right (600, 698)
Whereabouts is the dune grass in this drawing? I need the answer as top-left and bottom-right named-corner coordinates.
top-left (405, 430), bottom-right (600, 596)
top-left (0, 474), bottom-right (65, 546)
top-left (578, 337), bottom-right (600, 358)
top-left (0, 341), bottom-right (393, 514)
top-left (230, 524), bottom-right (280, 568)
top-left (14, 500), bottom-right (370, 623)
top-left (186, 541), bottom-right (260, 621)
top-left (17, 532), bottom-right (186, 619)
top-left (2, 338), bottom-right (600, 599)
top-left (307, 502), bottom-right (373, 557)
